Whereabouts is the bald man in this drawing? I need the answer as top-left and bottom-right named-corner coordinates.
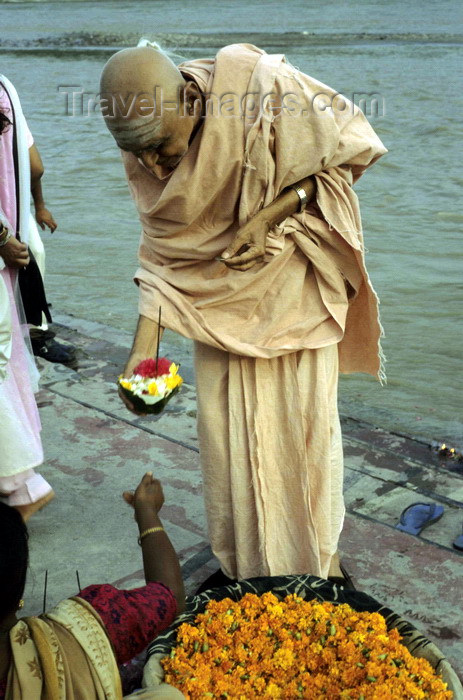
top-left (100, 43), bottom-right (386, 588)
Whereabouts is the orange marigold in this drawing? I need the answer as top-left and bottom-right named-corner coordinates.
top-left (161, 593), bottom-right (452, 699)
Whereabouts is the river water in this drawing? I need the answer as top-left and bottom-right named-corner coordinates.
top-left (1, 0), bottom-right (462, 445)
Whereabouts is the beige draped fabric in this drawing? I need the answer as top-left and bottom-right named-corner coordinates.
top-left (194, 341), bottom-right (343, 579)
top-left (127, 43), bottom-right (387, 376)
top-left (123, 44), bottom-right (387, 578)
top-left (6, 598), bottom-right (123, 700)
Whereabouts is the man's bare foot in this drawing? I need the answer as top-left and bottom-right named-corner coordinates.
top-left (328, 552), bottom-right (356, 589)
top-left (14, 490), bottom-right (55, 523)
top-left (328, 551), bottom-right (343, 578)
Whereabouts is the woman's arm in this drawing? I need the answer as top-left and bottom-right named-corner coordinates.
top-left (219, 176), bottom-right (316, 271)
top-left (77, 473), bottom-right (185, 667)
top-left (29, 144), bottom-right (57, 232)
top-left (123, 472), bottom-right (186, 614)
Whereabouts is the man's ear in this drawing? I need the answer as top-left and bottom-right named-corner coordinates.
top-left (184, 80), bottom-right (202, 115)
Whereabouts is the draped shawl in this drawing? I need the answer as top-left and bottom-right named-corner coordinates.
top-left (124, 44), bottom-right (387, 378)
top-left (0, 74), bottom-right (31, 379)
top-left (6, 597), bottom-right (122, 700)
top-left (0, 75), bottom-right (31, 247)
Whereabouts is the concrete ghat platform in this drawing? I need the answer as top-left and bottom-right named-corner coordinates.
top-left (24, 313), bottom-right (463, 680)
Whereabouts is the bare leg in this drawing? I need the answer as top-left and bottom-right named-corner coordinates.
top-left (14, 491), bottom-right (55, 522)
top-left (328, 550), bottom-right (343, 578)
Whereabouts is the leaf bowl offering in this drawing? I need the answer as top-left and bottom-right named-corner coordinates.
top-left (118, 357), bottom-right (183, 415)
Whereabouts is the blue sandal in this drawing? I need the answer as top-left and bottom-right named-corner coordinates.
top-left (453, 526), bottom-right (463, 551)
top-left (395, 502), bottom-right (444, 536)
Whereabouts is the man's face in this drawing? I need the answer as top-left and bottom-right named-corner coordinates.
top-left (110, 107), bottom-right (196, 172)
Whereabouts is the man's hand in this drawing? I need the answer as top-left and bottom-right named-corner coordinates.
top-left (35, 207), bottom-right (57, 232)
top-left (118, 315), bottom-right (164, 416)
top-left (123, 351), bottom-right (147, 380)
top-left (218, 213), bottom-right (270, 271)
top-left (122, 471), bottom-right (164, 518)
top-left (118, 351), bottom-right (149, 416)
top-left (0, 237), bottom-right (30, 269)
top-left (217, 177), bottom-right (316, 272)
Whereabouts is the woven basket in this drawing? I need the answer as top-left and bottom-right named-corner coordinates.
top-left (141, 575), bottom-right (463, 699)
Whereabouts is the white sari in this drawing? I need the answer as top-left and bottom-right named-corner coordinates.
top-left (0, 75), bottom-right (43, 478)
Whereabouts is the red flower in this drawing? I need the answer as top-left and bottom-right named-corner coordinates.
top-left (133, 357), bottom-right (172, 378)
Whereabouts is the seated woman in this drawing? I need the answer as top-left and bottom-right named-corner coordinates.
top-left (0, 471), bottom-right (185, 698)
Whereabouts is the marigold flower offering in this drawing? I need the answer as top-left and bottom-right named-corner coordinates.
top-left (162, 592), bottom-right (452, 699)
top-left (118, 357), bottom-right (183, 414)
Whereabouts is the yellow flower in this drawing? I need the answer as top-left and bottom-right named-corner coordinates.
top-left (273, 647), bottom-right (295, 670)
top-left (166, 375), bottom-right (183, 391)
top-left (264, 682), bottom-right (282, 697)
top-left (119, 378), bottom-right (132, 391)
top-left (268, 603), bottom-right (284, 617)
top-left (148, 381), bottom-right (159, 396)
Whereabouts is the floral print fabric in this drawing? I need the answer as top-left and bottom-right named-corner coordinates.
top-left (0, 582), bottom-right (177, 698)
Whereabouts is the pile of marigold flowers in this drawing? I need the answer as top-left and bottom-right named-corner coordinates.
top-left (162, 592), bottom-right (452, 699)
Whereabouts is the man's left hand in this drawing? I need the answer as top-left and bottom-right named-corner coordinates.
top-left (218, 214), bottom-right (270, 271)
top-left (35, 207), bottom-right (57, 232)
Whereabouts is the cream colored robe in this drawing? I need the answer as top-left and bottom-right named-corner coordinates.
top-left (123, 44), bottom-right (387, 578)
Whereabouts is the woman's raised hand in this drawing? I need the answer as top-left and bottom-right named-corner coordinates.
top-left (123, 472), bottom-right (164, 516)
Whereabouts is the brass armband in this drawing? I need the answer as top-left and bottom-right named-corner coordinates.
top-left (290, 186), bottom-right (308, 213)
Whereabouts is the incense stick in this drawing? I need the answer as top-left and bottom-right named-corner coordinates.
top-left (42, 570), bottom-right (48, 614)
top-left (155, 306), bottom-right (162, 373)
top-left (76, 570), bottom-right (81, 593)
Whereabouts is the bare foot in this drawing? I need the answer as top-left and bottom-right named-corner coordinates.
top-left (14, 490), bottom-right (55, 523)
top-left (328, 551), bottom-right (343, 578)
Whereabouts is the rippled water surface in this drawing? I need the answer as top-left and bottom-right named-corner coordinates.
top-left (1, 0), bottom-right (462, 444)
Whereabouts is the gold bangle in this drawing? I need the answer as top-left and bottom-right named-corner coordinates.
top-left (138, 526), bottom-right (164, 545)
top-left (0, 232), bottom-right (11, 248)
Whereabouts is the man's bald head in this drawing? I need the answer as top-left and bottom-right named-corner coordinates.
top-left (100, 46), bottom-right (188, 149)
top-left (100, 45), bottom-right (203, 171)
top-left (100, 45), bottom-right (185, 104)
